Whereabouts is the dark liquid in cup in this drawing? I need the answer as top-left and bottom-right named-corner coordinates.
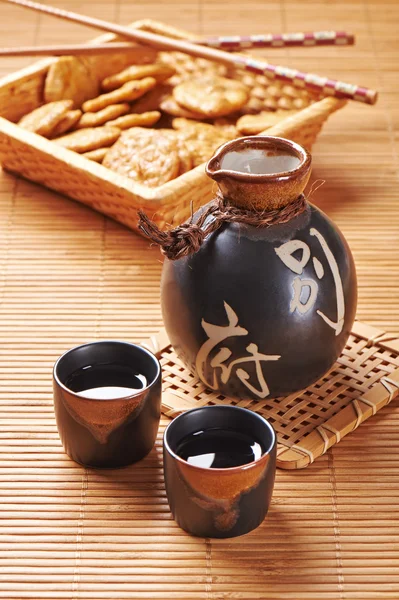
top-left (65, 364), bottom-right (147, 399)
top-left (176, 427), bottom-right (264, 468)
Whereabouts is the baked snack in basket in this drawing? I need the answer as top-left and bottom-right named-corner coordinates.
top-left (102, 63), bottom-right (176, 91)
top-left (172, 121), bottom-right (237, 167)
top-left (103, 127), bottom-right (180, 187)
top-left (19, 100), bottom-right (73, 137)
top-left (77, 104), bottom-right (130, 128)
top-left (82, 47), bottom-right (159, 83)
top-left (106, 111), bottom-right (161, 129)
top-left (51, 109), bottom-right (82, 137)
top-left (132, 83), bottom-right (173, 113)
top-left (160, 96), bottom-right (207, 119)
top-left (173, 75), bottom-right (249, 117)
top-left (54, 126), bottom-right (121, 153)
top-left (82, 148), bottom-right (109, 163)
top-left (44, 57), bottom-right (99, 108)
top-left (82, 78), bottom-right (157, 112)
top-left (159, 129), bottom-right (193, 175)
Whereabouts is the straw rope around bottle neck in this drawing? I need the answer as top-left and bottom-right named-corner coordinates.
top-left (138, 192), bottom-right (307, 261)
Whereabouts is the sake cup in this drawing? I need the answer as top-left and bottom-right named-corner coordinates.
top-left (163, 405), bottom-right (276, 538)
top-left (53, 341), bottom-right (162, 468)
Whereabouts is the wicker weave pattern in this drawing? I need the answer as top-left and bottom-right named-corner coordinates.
top-left (144, 321), bottom-right (399, 469)
top-left (0, 20), bottom-right (345, 235)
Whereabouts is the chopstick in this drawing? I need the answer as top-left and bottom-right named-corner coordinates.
top-left (202, 31), bottom-right (355, 50)
top-left (0, 42), bottom-right (144, 57)
top-left (2, 0), bottom-right (377, 105)
top-left (0, 30), bottom-right (356, 58)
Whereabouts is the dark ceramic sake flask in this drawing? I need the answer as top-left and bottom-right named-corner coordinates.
top-left (161, 136), bottom-right (357, 399)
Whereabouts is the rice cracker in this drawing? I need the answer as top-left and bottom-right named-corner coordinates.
top-left (174, 122), bottom-right (236, 167)
top-left (82, 148), bottom-right (108, 163)
top-left (160, 96), bottom-right (205, 119)
top-left (50, 109), bottom-right (82, 137)
top-left (54, 126), bottom-right (121, 153)
top-left (19, 100), bottom-right (73, 137)
top-left (106, 111), bottom-right (161, 130)
top-left (82, 78), bottom-right (157, 113)
top-left (159, 129), bottom-right (193, 175)
top-left (83, 47), bottom-right (158, 83)
top-left (76, 104), bottom-right (130, 129)
top-left (101, 63), bottom-right (175, 91)
top-left (44, 57), bottom-right (99, 108)
top-left (173, 76), bottom-right (249, 118)
top-left (173, 117), bottom-right (238, 138)
top-left (131, 83), bottom-right (172, 114)
top-left (103, 127), bottom-right (179, 187)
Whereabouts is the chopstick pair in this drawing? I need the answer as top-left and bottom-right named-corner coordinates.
top-left (0, 30), bottom-right (355, 57)
top-left (0, 0), bottom-right (377, 105)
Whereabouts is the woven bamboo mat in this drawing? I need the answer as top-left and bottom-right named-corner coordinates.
top-left (1, 0), bottom-right (399, 598)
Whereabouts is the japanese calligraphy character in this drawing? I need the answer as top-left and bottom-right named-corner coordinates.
top-left (274, 227), bottom-right (345, 335)
top-left (196, 302), bottom-right (280, 398)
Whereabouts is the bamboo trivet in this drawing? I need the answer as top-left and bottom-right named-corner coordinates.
top-left (143, 322), bottom-right (399, 469)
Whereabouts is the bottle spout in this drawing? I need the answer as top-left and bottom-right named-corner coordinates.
top-left (206, 136), bottom-right (312, 211)
top-left (205, 154), bottom-right (223, 180)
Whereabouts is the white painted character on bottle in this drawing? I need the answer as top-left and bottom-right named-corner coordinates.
top-left (274, 227), bottom-right (345, 335)
top-left (196, 302), bottom-right (280, 398)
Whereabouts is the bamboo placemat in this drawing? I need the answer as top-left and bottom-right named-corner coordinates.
top-left (1, 0), bottom-right (399, 598)
top-left (144, 324), bottom-right (399, 469)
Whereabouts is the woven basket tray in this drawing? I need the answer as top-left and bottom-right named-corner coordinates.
top-left (143, 321), bottom-right (399, 469)
top-left (0, 19), bottom-right (345, 235)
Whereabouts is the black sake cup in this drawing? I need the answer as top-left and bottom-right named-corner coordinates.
top-left (53, 341), bottom-right (162, 468)
top-left (163, 405), bottom-right (276, 538)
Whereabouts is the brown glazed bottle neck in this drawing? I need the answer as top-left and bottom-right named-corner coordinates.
top-left (206, 136), bottom-right (312, 211)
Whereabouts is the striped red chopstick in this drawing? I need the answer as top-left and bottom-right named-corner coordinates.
top-left (0, 30), bottom-right (355, 59)
top-left (233, 55), bottom-right (375, 104)
top-left (0, 30), bottom-right (355, 58)
top-left (201, 31), bottom-right (355, 50)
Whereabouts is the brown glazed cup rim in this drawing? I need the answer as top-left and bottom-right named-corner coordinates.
top-left (164, 405), bottom-right (276, 474)
top-left (53, 340), bottom-right (161, 402)
top-left (206, 135), bottom-right (311, 183)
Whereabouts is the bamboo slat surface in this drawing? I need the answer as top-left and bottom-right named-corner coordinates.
top-left (0, 0), bottom-right (398, 599)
